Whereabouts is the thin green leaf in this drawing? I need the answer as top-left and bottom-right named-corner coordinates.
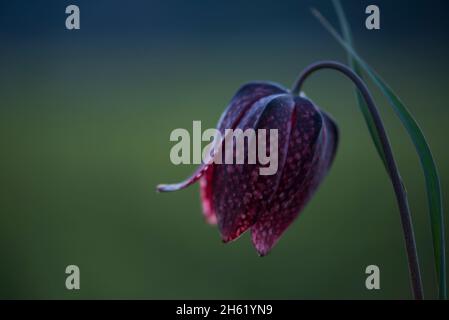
top-left (313, 5), bottom-right (446, 299)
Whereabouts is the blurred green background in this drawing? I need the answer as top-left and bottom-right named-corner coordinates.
top-left (0, 0), bottom-right (448, 299)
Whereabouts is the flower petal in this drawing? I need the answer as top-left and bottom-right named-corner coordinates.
top-left (157, 164), bottom-right (207, 192)
top-left (213, 94), bottom-right (295, 242)
top-left (199, 165), bottom-right (217, 224)
top-left (251, 97), bottom-right (339, 256)
top-left (156, 82), bottom-right (286, 193)
top-left (216, 82), bottom-right (287, 133)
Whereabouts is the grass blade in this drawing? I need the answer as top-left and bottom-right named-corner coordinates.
top-left (314, 4), bottom-right (446, 299)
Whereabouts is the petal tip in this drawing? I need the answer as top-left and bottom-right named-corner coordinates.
top-left (257, 251), bottom-right (268, 257)
top-left (221, 236), bottom-right (231, 244)
top-left (221, 234), bottom-right (239, 244)
top-left (156, 184), bottom-right (169, 192)
top-left (220, 228), bottom-right (248, 244)
top-left (255, 246), bottom-right (271, 257)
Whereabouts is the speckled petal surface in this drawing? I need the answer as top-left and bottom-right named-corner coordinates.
top-left (251, 97), bottom-right (339, 256)
top-left (199, 165), bottom-right (217, 224)
top-left (216, 82), bottom-right (287, 134)
top-left (212, 94), bottom-right (295, 242)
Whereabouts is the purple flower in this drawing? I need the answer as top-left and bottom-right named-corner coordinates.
top-left (158, 82), bottom-right (338, 255)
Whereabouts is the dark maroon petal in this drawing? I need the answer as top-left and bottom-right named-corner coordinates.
top-left (156, 82), bottom-right (286, 193)
top-left (251, 97), bottom-right (339, 256)
top-left (216, 82), bottom-right (287, 134)
top-left (314, 111), bottom-right (339, 179)
top-left (213, 94), bottom-right (295, 242)
top-left (199, 164), bottom-right (217, 224)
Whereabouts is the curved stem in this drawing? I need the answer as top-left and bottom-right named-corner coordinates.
top-left (292, 61), bottom-right (423, 300)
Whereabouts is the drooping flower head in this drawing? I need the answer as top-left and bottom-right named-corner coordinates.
top-left (158, 82), bottom-right (338, 255)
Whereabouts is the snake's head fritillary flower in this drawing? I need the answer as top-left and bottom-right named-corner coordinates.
top-left (157, 82), bottom-right (338, 255)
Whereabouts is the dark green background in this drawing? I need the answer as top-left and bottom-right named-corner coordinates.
top-left (0, 0), bottom-right (448, 299)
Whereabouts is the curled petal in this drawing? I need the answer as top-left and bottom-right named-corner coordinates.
top-left (157, 164), bottom-right (209, 192)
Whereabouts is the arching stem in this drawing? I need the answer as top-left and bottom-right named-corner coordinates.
top-left (292, 61), bottom-right (423, 300)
